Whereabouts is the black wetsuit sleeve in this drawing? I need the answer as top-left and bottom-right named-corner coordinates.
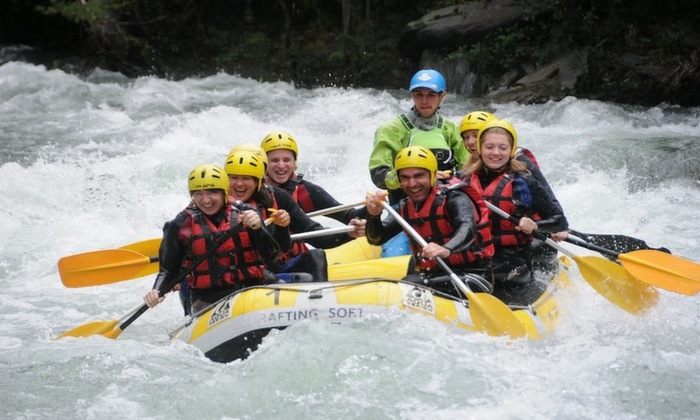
top-left (517, 154), bottom-right (563, 210)
top-left (266, 223), bottom-right (292, 253)
top-left (524, 176), bottom-right (569, 234)
top-left (365, 209), bottom-right (403, 246)
top-left (370, 165), bottom-right (391, 190)
top-left (248, 223), bottom-right (282, 264)
top-left (152, 212), bottom-right (189, 291)
top-left (441, 190), bottom-right (477, 252)
top-left (302, 180), bottom-right (369, 223)
top-left (274, 186), bottom-right (353, 249)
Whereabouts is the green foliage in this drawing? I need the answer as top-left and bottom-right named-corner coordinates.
top-left (8, 0), bottom-right (697, 92)
top-left (448, 22), bottom-right (554, 75)
top-left (37, 0), bottom-right (124, 23)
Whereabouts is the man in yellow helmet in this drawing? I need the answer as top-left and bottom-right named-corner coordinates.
top-left (260, 131), bottom-right (368, 225)
top-left (143, 163), bottom-right (282, 315)
top-left (365, 147), bottom-right (495, 295)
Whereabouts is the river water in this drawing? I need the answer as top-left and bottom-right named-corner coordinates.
top-left (1, 55), bottom-right (699, 419)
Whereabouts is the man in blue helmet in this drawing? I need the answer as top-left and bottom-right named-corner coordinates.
top-left (369, 69), bottom-right (469, 204)
top-left (368, 69), bottom-right (469, 258)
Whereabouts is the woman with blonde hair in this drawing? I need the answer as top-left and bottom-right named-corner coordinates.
top-left (463, 120), bottom-right (568, 304)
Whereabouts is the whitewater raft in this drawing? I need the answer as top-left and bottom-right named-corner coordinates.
top-left (170, 241), bottom-right (572, 363)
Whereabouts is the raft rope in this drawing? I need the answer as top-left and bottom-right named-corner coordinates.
top-left (167, 274), bottom-right (564, 339)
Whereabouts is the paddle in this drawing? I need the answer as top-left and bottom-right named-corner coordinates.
top-left (56, 303), bottom-right (144, 339)
top-left (57, 220), bottom-right (243, 340)
top-left (291, 225), bottom-right (356, 240)
top-left (484, 202), bottom-right (659, 314)
top-left (566, 235), bottom-right (700, 296)
top-left (58, 248), bottom-right (159, 288)
top-left (380, 201), bottom-right (527, 338)
top-left (568, 228), bottom-right (671, 260)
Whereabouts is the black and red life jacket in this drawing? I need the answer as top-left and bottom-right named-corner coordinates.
top-left (183, 205), bottom-right (266, 289)
top-left (289, 174), bottom-right (315, 213)
top-left (399, 183), bottom-right (494, 272)
top-left (469, 172), bottom-right (532, 248)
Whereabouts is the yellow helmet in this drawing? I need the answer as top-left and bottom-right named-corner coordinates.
top-left (229, 143), bottom-right (268, 169)
top-left (188, 164), bottom-right (229, 202)
top-left (459, 111), bottom-right (497, 134)
top-left (394, 146), bottom-right (438, 186)
top-left (477, 119), bottom-right (518, 157)
top-left (260, 132), bottom-right (299, 158)
top-left (224, 150), bottom-right (266, 191)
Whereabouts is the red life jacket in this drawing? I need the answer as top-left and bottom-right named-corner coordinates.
top-left (469, 172), bottom-right (531, 248)
top-left (290, 175), bottom-right (315, 213)
top-left (183, 205), bottom-right (266, 289)
top-left (399, 184), bottom-right (494, 272)
top-left (446, 180), bottom-right (495, 260)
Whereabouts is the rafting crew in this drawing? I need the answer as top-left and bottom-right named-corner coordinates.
top-left (143, 164), bottom-right (283, 314)
top-left (462, 119), bottom-right (569, 304)
top-left (224, 148), bottom-right (365, 284)
top-left (365, 146), bottom-right (495, 295)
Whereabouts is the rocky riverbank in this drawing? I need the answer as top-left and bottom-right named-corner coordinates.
top-left (2, 0), bottom-right (699, 107)
top-left (401, 1), bottom-right (700, 106)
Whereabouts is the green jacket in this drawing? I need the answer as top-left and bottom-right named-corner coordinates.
top-left (369, 113), bottom-right (469, 190)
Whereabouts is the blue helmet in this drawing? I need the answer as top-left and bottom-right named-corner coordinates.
top-left (408, 69), bottom-right (447, 93)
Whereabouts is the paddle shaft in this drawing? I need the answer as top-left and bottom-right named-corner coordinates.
top-left (568, 228), bottom-right (671, 255)
top-left (565, 235), bottom-right (619, 257)
top-left (483, 202), bottom-right (575, 258)
top-left (290, 225), bottom-right (356, 240)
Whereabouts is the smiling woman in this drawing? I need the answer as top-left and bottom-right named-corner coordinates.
top-left (462, 119), bottom-right (568, 301)
top-left (142, 162), bottom-right (283, 315)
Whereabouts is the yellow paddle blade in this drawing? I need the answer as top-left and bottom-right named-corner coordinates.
top-left (56, 319), bottom-right (118, 339)
top-left (328, 255), bottom-right (411, 281)
top-left (120, 238), bottom-right (161, 256)
top-left (120, 238), bottom-right (161, 278)
top-left (101, 327), bottom-right (124, 340)
top-left (58, 249), bottom-right (151, 288)
top-left (325, 237), bottom-right (383, 265)
top-left (574, 255), bottom-right (659, 314)
top-left (619, 250), bottom-right (700, 295)
top-left (468, 291), bottom-right (528, 338)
